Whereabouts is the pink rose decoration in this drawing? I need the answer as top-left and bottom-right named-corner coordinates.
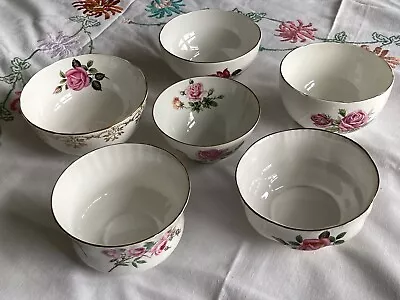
top-left (339, 110), bottom-right (368, 132)
top-left (151, 238), bottom-right (168, 256)
top-left (102, 249), bottom-right (120, 258)
top-left (298, 238), bottom-right (331, 251)
top-left (185, 82), bottom-right (204, 101)
top-left (198, 149), bottom-right (225, 161)
top-left (127, 247), bottom-right (146, 257)
top-left (65, 67), bottom-right (90, 91)
top-left (311, 113), bottom-right (332, 128)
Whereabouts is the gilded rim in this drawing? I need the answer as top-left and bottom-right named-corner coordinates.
top-left (235, 128), bottom-right (380, 232)
top-left (159, 9), bottom-right (262, 64)
top-left (51, 143), bottom-right (191, 248)
top-left (279, 42), bottom-right (395, 104)
top-left (20, 54), bottom-right (148, 136)
top-left (152, 76), bottom-right (261, 148)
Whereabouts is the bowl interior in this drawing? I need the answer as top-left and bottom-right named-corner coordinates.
top-left (52, 144), bottom-right (189, 246)
top-left (160, 10), bottom-right (261, 63)
top-left (21, 55), bottom-right (147, 134)
top-left (281, 43), bottom-right (393, 102)
top-left (236, 129), bottom-right (379, 230)
top-left (153, 77), bottom-right (259, 147)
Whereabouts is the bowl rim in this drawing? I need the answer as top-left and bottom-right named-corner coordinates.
top-left (152, 76), bottom-right (261, 148)
top-left (235, 128), bottom-right (380, 232)
top-left (280, 42), bottom-right (395, 104)
top-left (51, 142), bottom-right (191, 248)
top-left (158, 9), bottom-right (262, 64)
top-left (20, 54), bottom-right (148, 136)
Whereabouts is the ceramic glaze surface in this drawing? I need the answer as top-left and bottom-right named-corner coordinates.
top-left (280, 43), bottom-right (394, 133)
top-left (153, 76), bottom-right (260, 162)
top-left (52, 143), bottom-right (190, 272)
top-left (160, 10), bottom-right (260, 63)
top-left (236, 129), bottom-right (379, 250)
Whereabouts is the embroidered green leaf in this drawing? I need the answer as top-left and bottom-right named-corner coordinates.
top-left (87, 60), bottom-right (93, 68)
top-left (338, 109), bottom-right (347, 117)
top-left (59, 70), bottom-right (66, 78)
top-left (295, 235), bottom-right (303, 243)
top-left (91, 80), bottom-right (102, 91)
top-left (88, 68), bottom-right (98, 74)
top-left (319, 231), bottom-right (330, 239)
top-left (336, 232), bottom-right (346, 240)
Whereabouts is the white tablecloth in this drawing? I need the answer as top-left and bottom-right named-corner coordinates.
top-left (1, 0), bottom-right (400, 299)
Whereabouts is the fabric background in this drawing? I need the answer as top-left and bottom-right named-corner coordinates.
top-left (0, 0), bottom-right (399, 299)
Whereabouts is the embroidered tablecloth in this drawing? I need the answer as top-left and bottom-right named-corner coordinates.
top-left (1, 0), bottom-right (400, 299)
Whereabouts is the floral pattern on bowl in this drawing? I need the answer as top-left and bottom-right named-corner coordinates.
top-left (311, 109), bottom-right (372, 133)
top-left (210, 68), bottom-right (242, 79)
top-left (272, 231), bottom-right (346, 251)
top-left (196, 141), bottom-right (245, 163)
top-left (102, 226), bottom-right (181, 272)
top-left (54, 58), bottom-right (109, 94)
top-left (172, 79), bottom-right (224, 113)
top-left (53, 101), bottom-right (145, 148)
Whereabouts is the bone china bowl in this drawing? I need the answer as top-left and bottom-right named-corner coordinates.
top-left (52, 143), bottom-right (190, 273)
top-left (20, 54), bottom-right (147, 155)
top-left (280, 43), bottom-right (394, 134)
top-left (153, 76), bottom-right (260, 163)
top-left (159, 9), bottom-right (262, 79)
top-left (236, 129), bottom-right (379, 251)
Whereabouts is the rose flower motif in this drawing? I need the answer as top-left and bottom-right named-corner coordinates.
top-left (127, 247), bottom-right (146, 257)
top-left (298, 238), bottom-right (331, 251)
top-left (213, 68), bottom-right (231, 78)
top-left (198, 149), bottom-right (225, 161)
top-left (172, 97), bottom-right (184, 109)
top-left (311, 113), bottom-right (332, 127)
top-left (65, 67), bottom-right (90, 91)
top-left (339, 110), bottom-right (368, 132)
top-left (150, 238), bottom-right (168, 256)
top-left (185, 82), bottom-right (205, 101)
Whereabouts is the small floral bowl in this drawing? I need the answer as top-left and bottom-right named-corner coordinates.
top-left (153, 76), bottom-right (260, 163)
top-left (236, 129), bottom-right (379, 251)
top-left (280, 42), bottom-right (394, 134)
top-left (51, 143), bottom-right (190, 273)
top-left (20, 54), bottom-right (147, 155)
top-left (159, 9), bottom-right (261, 79)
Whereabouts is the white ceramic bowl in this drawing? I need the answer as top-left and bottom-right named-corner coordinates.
top-left (51, 143), bottom-right (190, 273)
top-left (159, 9), bottom-right (261, 79)
top-left (236, 129), bottom-right (379, 251)
top-left (153, 76), bottom-right (260, 163)
top-left (20, 54), bottom-right (147, 155)
top-left (280, 43), bottom-right (394, 134)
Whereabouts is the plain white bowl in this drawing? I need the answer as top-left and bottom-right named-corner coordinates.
top-left (20, 54), bottom-right (147, 155)
top-left (159, 9), bottom-right (261, 78)
top-left (236, 129), bottom-right (379, 251)
top-left (153, 76), bottom-right (260, 163)
top-left (280, 42), bottom-right (394, 134)
top-left (52, 143), bottom-right (190, 273)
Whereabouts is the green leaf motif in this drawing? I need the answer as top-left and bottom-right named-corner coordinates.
top-left (338, 109), bottom-right (347, 117)
top-left (60, 70), bottom-right (66, 78)
top-left (272, 236), bottom-right (289, 246)
top-left (189, 79), bottom-right (194, 84)
top-left (336, 232), bottom-right (346, 240)
top-left (295, 235), bottom-right (303, 243)
top-left (329, 236), bottom-right (336, 243)
top-left (53, 86), bottom-right (62, 94)
top-left (91, 80), bottom-right (102, 91)
top-left (136, 260), bottom-right (146, 264)
top-left (95, 73), bottom-right (106, 80)
top-left (210, 101), bottom-right (218, 107)
top-left (333, 31), bottom-right (347, 43)
top-left (59, 79), bottom-right (67, 84)
top-left (372, 32), bottom-right (392, 46)
top-left (132, 261), bottom-right (138, 268)
top-left (319, 231), bottom-right (330, 239)
top-left (82, 65), bottom-right (88, 71)
top-left (208, 88), bottom-right (214, 96)
top-left (334, 240), bottom-right (345, 245)
top-left (143, 241), bottom-right (156, 251)
top-left (72, 58), bottom-right (81, 68)
top-left (87, 60), bottom-right (93, 68)
top-left (88, 68), bottom-right (98, 74)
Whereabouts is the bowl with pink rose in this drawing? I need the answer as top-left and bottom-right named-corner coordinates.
top-left (20, 54), bottom-right (147, 155)
top-left (236, 129), bottom-right (379, 251)
top-left (152, 76), bottom-right (260, 163)
top-left (279, 42), bottom-right (394, 134)
top-left (52, 143), bottom-right (190, 273)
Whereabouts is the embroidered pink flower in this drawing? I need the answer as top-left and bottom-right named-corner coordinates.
top-left (298, 238), bottom-right (331, 251)
top-left (127, 247), bottom-right (146, 257)
top-left (151, 238), bottom-right (168, 256)
top-left (65, 67), bottom-right (91, 91)
top-left (198, 149), bottom-right (225, 161)
top-left (275, 20), bottom-right (317, 43)
top-left (311, 113), bottom-right (332, 127)
top-left (361, 45), bottom-right (400, 69)
top-left (339, 110), bottom-right (368, 132)
top-left (10, 91), bottom-right (22, 114)
top-left (185, 82), bottom-right (204, 101)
